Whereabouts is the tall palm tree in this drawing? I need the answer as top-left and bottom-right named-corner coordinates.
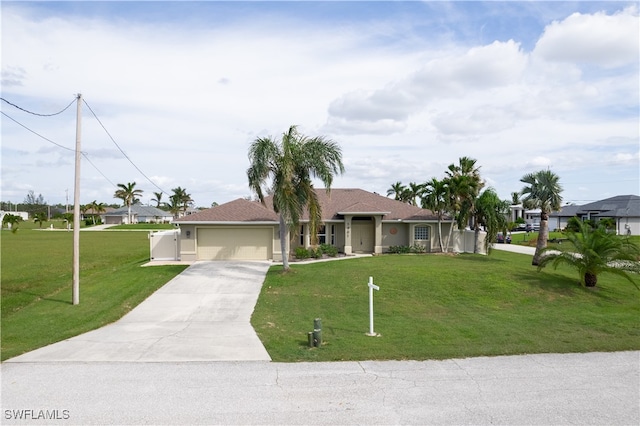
top-left (443, 157), bottom-right (484, 252)
top-left (520, 169), bottom-right (563, 265)
top-left (387, 182), bottom-right (407, 201)
top-left (167, 195), bottom-right (182, 219)
top-left (421, 178), bottom-right (449, 252)
top-left (114, 182), bottom-right (143, 224)
top-left (247, 125), bottom-right (344, 271)
top-left (537, 221), bottom-right (640, 288)
top-left (408, 182), bottom-right (426, 206)
top-left (473, 188), bottom-right (509, 254)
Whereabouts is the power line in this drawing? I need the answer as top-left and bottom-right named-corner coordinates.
top-left (1, 111), bottom-right (75, 152)
top-left (1, 96), bottom-right (76, 116)
top-left (82, 98), bottom-right (169, 196)
top-left (2, 110), bottom-right (117, 188)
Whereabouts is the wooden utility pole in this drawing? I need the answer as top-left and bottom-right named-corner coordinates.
top-left (72, 93), bottom-right (82, 305)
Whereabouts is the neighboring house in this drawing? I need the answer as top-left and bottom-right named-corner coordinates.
top-left (0, 210), bottom-right (29, 222)
top-left (549, 195), bottom-right (640, 235)
top-left (104, 204), bottom-right (173, 225)
top-left (175, 188), bottom-right (483, 261)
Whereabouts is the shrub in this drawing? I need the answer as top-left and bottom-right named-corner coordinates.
top-left (319, 244), bottom-right (338, 257)
top-left (294, 247), bottom-right (310, 259)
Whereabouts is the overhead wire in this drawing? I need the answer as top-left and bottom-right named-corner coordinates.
top-left (1, 96), bottom-right (76, 116)
top-left (82, 98), bottom-right (169, 196)
top-left (1, 110), bottom-right (118, 187)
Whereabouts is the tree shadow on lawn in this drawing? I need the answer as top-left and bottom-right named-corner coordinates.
top-left (513, 271), bottom-right (618, 301)
top-left (3, 288), bottom-right (72, 306)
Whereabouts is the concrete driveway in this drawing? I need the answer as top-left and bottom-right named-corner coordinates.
top-left (5, 261), bottom-right (272, 362)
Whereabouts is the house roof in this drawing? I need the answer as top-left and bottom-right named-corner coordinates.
top-left (176, 188), bottom-right (439, 223)
top-left (106, 204), bottom-right (173, 217)
top-left (550, 195), bottom-right (640, 218)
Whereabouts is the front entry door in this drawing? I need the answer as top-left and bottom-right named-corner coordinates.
top-left (351, 220), bottom-right (374, 253)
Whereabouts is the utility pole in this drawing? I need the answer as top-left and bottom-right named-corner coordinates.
top-left (72, 93), bottom-right (82, 305)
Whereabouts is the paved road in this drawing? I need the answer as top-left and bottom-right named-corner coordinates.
top-left (2, 352), bottom-right (638, 425)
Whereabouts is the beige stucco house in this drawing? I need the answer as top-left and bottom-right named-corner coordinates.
top-left (174, 188), bottom-right (481, 261)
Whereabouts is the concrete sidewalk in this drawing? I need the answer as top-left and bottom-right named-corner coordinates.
top-left (5, 261), bottom-right (272, 362)
top-left (492, 243), bottom-right (536, 255)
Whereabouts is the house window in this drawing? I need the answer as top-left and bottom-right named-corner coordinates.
top-left (414, 225), bottom-right (429, 240)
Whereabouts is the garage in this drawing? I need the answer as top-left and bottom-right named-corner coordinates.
top-left (197, 227), bottom-right (273, 260)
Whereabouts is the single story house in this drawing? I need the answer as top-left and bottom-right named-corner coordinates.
top-left (174, 188), bottom-right (482, 261)
top-left (104, 204), bottom-right (174, 225)
top-left (549, 194), bottom-right (640, 235)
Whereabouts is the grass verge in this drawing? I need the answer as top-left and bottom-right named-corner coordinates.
top-left (1, 229), bottom-right (186, 361)
top-left (251, 251), bottom-right (640, 362)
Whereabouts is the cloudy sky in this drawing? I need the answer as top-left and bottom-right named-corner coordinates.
top-left (2, 1), bottom-right (638, 208)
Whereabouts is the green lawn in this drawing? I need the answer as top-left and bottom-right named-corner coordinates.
top-left (1, 229), bottom-right (187, 361)
top-left (251, 252), bottom-right (640, 362)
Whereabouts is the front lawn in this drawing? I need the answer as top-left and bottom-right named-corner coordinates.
top-left (251, 252), bottom-right (640, 362)
top-left (1, 229), bottom-right (186, 361)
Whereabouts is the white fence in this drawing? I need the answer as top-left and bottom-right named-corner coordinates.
top-left (149, 230), bottom-right (181, 261)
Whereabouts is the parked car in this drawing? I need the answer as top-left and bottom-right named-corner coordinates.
top-left (532, 223), bottom-right (540, 231)
top-left (496, 233), bottom-right (512, 244)
top-left (516, 223), bottom-right (527, 231)
top-left (525, 223), bottom-right (533, 232)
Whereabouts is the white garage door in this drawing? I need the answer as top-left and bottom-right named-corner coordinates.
top-left (197, 228), bottom-right (272, 260)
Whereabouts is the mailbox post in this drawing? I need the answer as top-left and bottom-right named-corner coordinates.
top-left (366, 276), bottom-right (380, 336)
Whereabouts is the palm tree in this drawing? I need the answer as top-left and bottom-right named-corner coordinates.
top-left (247, 125), bottom-right (344, 271)
top-left (33, 211), bottom-right (47, 228)
top-left (3, 213), bottom-right (23, 233)
top-left (520, 170), bottom-right (562, 265)
top-left (167, 195), bottom-right (182, 219)
top-left (537, 221), bottom-right (640, 288)
top-left (387, 182), bottom-right (407, 201)
top-left (171, 187), bottom-right (193, 217)
top-left (443, 157), bottom-right (484, 252)
top-left (473, 188), bottom-right (509, 254)
top-left (421, 178), bottom-right (449, 252)
top-left (114, 182), bottom-right (143, 224)
top-left (510, 192), bottom-right (521, 205)
top-left (151, 192), bottom-right (164, 208)
top-left (89, 200), bottom-right (106, 224)
top-left (407, 182), bottom-right (425, 206)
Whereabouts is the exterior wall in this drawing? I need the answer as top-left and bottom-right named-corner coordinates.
top-left (179, 224), bottom-right (197, 261)
top-left (617, 217), bottom-right (640, 236)
top-left (381, 222), bottom-right (408, 250)
top-left (451, 230), bottom-right (487, 255)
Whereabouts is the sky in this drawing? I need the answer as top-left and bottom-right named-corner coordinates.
top-left (1, 1), bottom-right (639, 209)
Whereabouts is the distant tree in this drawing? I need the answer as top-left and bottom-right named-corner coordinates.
top-left (247, 125), bottom-right (344, 271)
top-left (151, 192), bottom-right (164, 208)
top-left (3, 213), bottom-right (23, 233)
top-left (387, 182), bottom-right (407, 201)
top-left (171, 187), bottom-right (193, 217)
top-left (510, 192), bottom-right (521, 205)
top-left (89, 200), bottom-right (106, 224)
top-left (520, 170), bottom-right (563, 265)
top-left (114, 182), bottom-right (143, 224)
top-left (537, 221), bottom-right (640, 288)
top-left (23, 190), bottom-right (47, 216)
top-left (473, 188), bottom-right (509, 254)
top-left (33, 212), bottom-right (47, 228)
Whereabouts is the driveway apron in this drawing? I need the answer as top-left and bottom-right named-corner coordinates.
top-left (6, 261), bottom-right (272, 362)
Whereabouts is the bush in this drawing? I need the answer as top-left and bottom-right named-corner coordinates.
top-left (294, 247), bottom-right (310, 259)
top-left (319, 244), bottom-right (338, 257)
top-left (388, 244), bottom-right (427, 254)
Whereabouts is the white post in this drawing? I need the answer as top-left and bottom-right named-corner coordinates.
top-left (366, 276), bottom-right (380, 336)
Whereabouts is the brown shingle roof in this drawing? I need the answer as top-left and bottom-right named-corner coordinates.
top-left (176, 188), bottom-right (439, 223)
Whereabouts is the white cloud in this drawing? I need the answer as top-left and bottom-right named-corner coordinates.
top-left (533, 7), bottom-right (639, 68)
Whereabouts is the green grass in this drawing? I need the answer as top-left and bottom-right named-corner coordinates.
top-left (251, 252), bottom-right (640, 362)
top-left (1, 229), bottom-right (187, 361)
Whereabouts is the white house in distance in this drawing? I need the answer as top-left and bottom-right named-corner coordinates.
top-left (103, 204), bottom-right (174, 225)
top-left (174, 188), bottom-right (484, 262)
